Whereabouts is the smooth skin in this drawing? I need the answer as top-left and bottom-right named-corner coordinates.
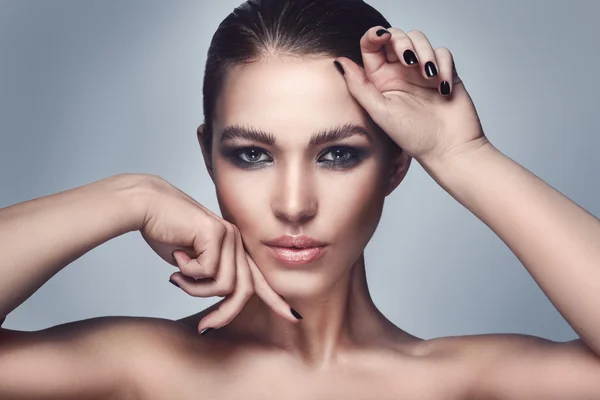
top-left (1, 26), bottom-right (600, 399)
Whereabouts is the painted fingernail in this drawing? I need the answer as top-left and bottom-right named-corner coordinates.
top-left (376, 29), bottom-right (391, 37)
top-left (403, 49), bottom-right (418, 65)
top-left (169, 279), bottom-right (180, 288)
top-left (333, 60), bottom-right (344, 76)
top-left (440, 81), bottom-right (451, 96)
top-left (425, 61), bottom-right (438, 78)
top-left (290, 307), bottom-right (303, 320)
top-left (200, 327), bottom-right (215, 335)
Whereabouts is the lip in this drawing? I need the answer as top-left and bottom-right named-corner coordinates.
top-left (266, 245), bottom-right (327, 265)
top-left (263, 235), bottom-right (327, 248)
top-left (263, 235), bottom-right (328, 265)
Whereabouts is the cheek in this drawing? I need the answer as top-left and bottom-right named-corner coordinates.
top-left (322, 163), bottom-right (386, 246)
top-left (213, 165), bottom-right (269, 233)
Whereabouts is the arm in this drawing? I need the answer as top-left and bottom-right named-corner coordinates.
top-left (455, 334), bottom-right (600, 399)
top-left (419, 141), bottom-right (600, 356)
top-left (0, 173), bottom-right (149, 320)
top-left (0, 173), bottom-right (157, 398)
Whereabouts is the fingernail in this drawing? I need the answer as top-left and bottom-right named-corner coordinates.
top-left (425, 61), bottom-right (438, 78)
top-left (403, 49), bottom-right (418, 65)
top-left (376, 29), bottom-right (390, 37)
top-left (169, 279), bottom-right (180, 288)
top-left (200, 327), bottom-right (215, 335)
top-left (440, 81), bottom-right (451, 96)
top-left (290, 307), bottom-right (303, 320)
top-left (333, 60), bottom-right (344, 76)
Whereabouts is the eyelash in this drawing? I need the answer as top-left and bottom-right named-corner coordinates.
top-left (223, 146), bottom-right (368, 170)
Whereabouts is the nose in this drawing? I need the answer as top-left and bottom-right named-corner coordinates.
top-left (271, 160), bottom-right (317, 224)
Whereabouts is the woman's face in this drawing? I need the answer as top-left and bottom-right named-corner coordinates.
top-left (199, 56), bottom-right (409, 298)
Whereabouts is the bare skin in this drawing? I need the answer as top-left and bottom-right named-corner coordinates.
top-left (1, 174), bottom-right (599, 399)
top-left (3, 23), bottom-right (600, 400)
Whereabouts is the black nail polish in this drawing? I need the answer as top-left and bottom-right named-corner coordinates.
top-left (169, 279), bottom-right (180, 288)
top-left (333, 60), bottom-right (344, 76)
top-left (425, 61), bottom-right (438, 78)
top-left (440, 81), bottom-right (451, 96)
top-left (376, 29), bottom-right (390, 37)
top-left (403, 50), bottom-right (418, 65)
top-left (200, 327), bottom-right (215, 335)
top-left (290, 307), bottom-right (303, 320)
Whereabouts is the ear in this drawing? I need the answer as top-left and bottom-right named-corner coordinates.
top-left (384, 147), bottom-right (411, 197)
top-left (196, 123), bottom-right (215, 182)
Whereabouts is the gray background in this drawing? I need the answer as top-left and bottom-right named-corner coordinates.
top-left (1, 0), bottom-right (598, 341)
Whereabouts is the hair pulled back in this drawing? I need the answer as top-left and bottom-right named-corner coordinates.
top-left (201, 0), bottom-right (391, 150)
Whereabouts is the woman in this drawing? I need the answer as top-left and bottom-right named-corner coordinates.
top-left (1, 0), bottom-right (600, 398)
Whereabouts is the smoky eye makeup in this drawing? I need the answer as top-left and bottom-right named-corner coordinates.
top-left (219, 145), bottom-right (371, 170)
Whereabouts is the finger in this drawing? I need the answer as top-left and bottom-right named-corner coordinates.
top-left (181, 217), bottom-right (226, 278)
top-left (406, 30), bottom-right (439, 80)
top-left (333, 57), bottom-right (388, 124)
top-left (170, 224), bottom-right (241, 298)
top-left (197, 228), bottom-right (254, 332)
top-left (433, 47), bottom-right (455, 96)
top-left (246, 253), bottom-right (300, 323)
top-left (176, 222), bottom-right (235, 297)
top-left (384, 27), bottom-right (419, 67)
top-left (360, 25), bottom-right (392, 76)
top-left (211, 223), bottom-right (237, 296)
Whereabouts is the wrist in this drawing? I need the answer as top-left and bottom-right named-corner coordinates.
top-left (104, 173), bottom-right (158, 233)
top-left (417, 136), bottom-right (494, 174)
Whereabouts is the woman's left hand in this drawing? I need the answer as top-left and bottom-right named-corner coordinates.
top-left (334, 26), bottom-right (489, 164)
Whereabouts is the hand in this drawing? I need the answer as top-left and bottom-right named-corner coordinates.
top-left (137, 176), bottom-right (300, 333)
top-left (334, 26), bottom-right (489, 164)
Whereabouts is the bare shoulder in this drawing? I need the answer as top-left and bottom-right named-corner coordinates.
top-left (427, 333), bottom-right (600, 399)
top-left (0, 315), bottom-right (203, 399)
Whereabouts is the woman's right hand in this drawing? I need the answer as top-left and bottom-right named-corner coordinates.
top-left (137, 175), bottom-right (300, 333)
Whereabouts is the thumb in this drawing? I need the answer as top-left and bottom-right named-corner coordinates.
top-left (334, 57), bottom-right (388, 121)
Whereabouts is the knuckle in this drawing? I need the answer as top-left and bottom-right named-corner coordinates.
top-left (214, 220), bottom-right (227, 237)
top-left (215, 221), bottom-right (227, 238)
top-left (435, 47), bottom-right (452, 58)
top-left (203, 265), bottom-right (218, 278)
top-left (178, 262), bottom-right (194, 277)
top-left (181, 263), bottom-right (209, 279)
top-left (360, 74), bottom-right (371, 86)
top-left (391, 35), bottom-right (412, 47)
top-left (225, 224), bottom-right (236, 238)
top-left (219, 280), bottom-right (236, 295)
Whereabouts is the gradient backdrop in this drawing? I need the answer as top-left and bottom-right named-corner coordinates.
top-left (1, 0), bottom-right (598, 342)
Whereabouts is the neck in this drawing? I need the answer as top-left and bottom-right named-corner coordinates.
top-left (228, 253), bottom-right (417, 368)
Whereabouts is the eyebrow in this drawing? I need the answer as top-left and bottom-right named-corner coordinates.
top-left (219, 123), bottom-right (372, 147)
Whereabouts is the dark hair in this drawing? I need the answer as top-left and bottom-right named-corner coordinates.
top-left (201, 0), bottom-right (391, 151)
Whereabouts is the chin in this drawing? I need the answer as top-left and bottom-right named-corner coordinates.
top-left (256, 253), bottom-right (347, 300)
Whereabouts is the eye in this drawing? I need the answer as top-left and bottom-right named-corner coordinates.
top-left (317, 146), bottom-right (367, 168)
top-left (236, 147), bottom-right (271, 163)
top-left (319, 148), bottom-right (354, 162)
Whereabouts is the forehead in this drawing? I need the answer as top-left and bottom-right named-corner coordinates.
top-left (213, 56), bottom-right (372, 141)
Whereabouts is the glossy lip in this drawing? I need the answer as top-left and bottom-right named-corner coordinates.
top-left (263, 235), bottom-right (328, 265)
top-left (263, 234), bottom-right (327, 249)
top-left (265, 245), bottom-right (327, 265)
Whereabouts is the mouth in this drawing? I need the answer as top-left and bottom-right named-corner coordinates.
top-left (265, 245), bottom-right (327, 265)
top-left (262, 235), bottom-right (328, 265)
